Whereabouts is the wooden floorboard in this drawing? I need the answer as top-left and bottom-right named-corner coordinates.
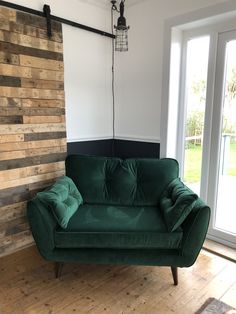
top-left (0, 246), bottom-right (235, 314)
top-left (203, 239), bottom-right (236, 262)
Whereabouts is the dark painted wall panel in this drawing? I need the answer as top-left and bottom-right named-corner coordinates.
top-left (114, 139), bottom-right (160, 159)
top-left (67, 139), bottom-right (160, 159)
top-left (67, 140), bottom-right (113, 157)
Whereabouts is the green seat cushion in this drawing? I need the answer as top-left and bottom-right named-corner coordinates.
top-left (54, 205), bottom-right (183, 249)
top-left (65, 155), bottom-right (179, 206)
top-left (37, 176), bottom-right (83, 229)
top-left (160, 178), bottom-right (198, 232)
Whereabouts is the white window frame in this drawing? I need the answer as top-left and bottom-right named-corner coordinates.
top-left (161, 0), bottom-right (236, 248)
top-left (161, 0), bottom-right (236, 161)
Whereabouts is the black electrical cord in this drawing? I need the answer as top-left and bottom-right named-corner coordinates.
top-left (111, 6), bottom-right (116, 157)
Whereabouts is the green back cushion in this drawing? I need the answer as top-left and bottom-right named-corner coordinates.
top-left (37, 176), bottom-right (83, 228)
top-left (159, 178), bottom-right (198, 232)
top-left (66, 155), bottom-right (179, 206)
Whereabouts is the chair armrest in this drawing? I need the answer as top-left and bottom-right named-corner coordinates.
top-left (180, 199), bottom-right (210, 266)
top-left (27, 197), bottom-right (57, 260)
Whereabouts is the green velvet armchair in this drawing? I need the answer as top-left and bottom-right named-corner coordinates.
top-left (27, 155), bottom-right (210, 285)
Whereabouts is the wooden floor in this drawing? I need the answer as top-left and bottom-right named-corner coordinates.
top-left (0, 247), bottom-right (235, 314)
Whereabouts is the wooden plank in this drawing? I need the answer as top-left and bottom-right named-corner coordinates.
top-left (21, 98), bottom-right (64, 108)
top-left (0, 123), bottom-right (66, 135)
top-left (0, 7), bottom-right (16, 22)
top-left (0, 107), bottom-right (65, 116)
top-left (0, 177), bottom-right (62, 207)
top-left (31, 67), bottom-right (64, 82)
top-left (0, 64), bottom-right (64, 81)
top-left (204, 239), bottom-right (236, 263)
top-left (0, 115), bottom-right (23, 124)
top-left (0, 41), bottom-right (63, 61)
top-left (0, 184), bottom-right (30, 207)
top-left (0, 107), bottom-right (23, 116)
top-left (0, 19), bottom-right (62, 43)
top-left (24, 131), bottom-right (66, 141)
top-left (0, 152), bottom-right (67, 171)
top-left (0, 231), bottom-right (33, 257)
top-left (0, 86), bottom-right (65, 99)
top-left (0, 150), bottom-right (26, 161)
top-left (221, 281), bottom-right (236, 308)
top-left (16, 11), bottom-right (62, 33)
top-left (23, 115), bottom-right (65, 124)
top-left (0, 202), bottom-right (27, 223)
top-left (0, 138), bottom-right (67, 152)
top-left (0, 30), bottom-right (63, 53)
top-left (28, 178), bottom-right (60, 191)
top-left (27, 145), bottom-right (67, 157)
top-left (0, 16), bottom-right (9, 31)
top-left (0, 184), bottom-right (28, 199)
top-left (0, 97), bottom-right (21, 107)
top-left (27, 138), bottom-right (67, 149)
top-left (0, 75), bottom-right (21, 87)
top-left (20, 55), bottom-right (64, 71)
top-left (0, 229), bottom-right (30, 248)
top-left (0, 217), bottom-right (29, 238)
top-left (0, 161), bottom-right (65, 182)
top-left (0, 134), bottom-right (24, 143)
top-left (0, 169), bottom-right (65, 190)
top-left (0, 63), bottom-right (31, 78)
top-left (21, 78), bottom-right (64, 90)
top-left (0, 51), bottom-right (19, 65)
top-left (0, 145), bottom-right (66, 161)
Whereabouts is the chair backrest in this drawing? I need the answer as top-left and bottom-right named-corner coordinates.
top-left (66, 155), bottom-right (179, 206)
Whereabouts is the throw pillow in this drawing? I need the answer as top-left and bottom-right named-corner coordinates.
top-left (37, 176), bottom-right (83, 229)
top-left (160, 178), bottom-right (198, 232)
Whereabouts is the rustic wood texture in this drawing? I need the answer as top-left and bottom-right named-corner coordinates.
top-left (0, 19), bottom-right (63, 43)
top-left (0, 30), bottom-right (63, 53)
top-left (0, 97), bottom-right (21, 107)
top-left (21, 98), bottom-right (64, 108)
top-left (0, 7), bottom-right (65, 257)
top-left (0, 51), bottom-right (20, 65)
top-left (0, 41), bottom-right (64, 61)
top-left (0, 64), bottom-right (64, 81)
top-left (0, 248), bottom-right (235, 313)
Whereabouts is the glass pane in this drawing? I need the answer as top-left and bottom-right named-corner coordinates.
top-left (215, 40), bottom-right (236, 235)
top-left (183, 37), bottom-right (210, 194)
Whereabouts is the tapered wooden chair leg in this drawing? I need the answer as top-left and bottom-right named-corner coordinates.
top-left (171, 267), bottom-right (178, 285)
top-left (55, 262), bottom-right (63, 278)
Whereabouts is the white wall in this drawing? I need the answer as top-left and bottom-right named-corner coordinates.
top-left (7, 0), bottom-right (113, 142)
top-left (115, 0), bottom-right (228, 143)
top-left (5, 0), bottom-right (230, 144)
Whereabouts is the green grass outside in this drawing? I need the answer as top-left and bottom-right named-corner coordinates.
top-left (184, 142), bottom-right (236, 183)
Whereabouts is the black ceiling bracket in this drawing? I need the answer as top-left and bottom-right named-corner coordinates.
top-left (43, 4), bottom-right (52, 38)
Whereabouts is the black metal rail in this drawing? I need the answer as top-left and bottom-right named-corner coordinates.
top-left (0, 0), bottom-right (115, 39)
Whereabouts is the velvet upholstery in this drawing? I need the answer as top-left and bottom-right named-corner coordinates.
top-left (54, 205), bottom-right (183, 249)
top-left (27, 155), bottom-right (210, 270)
top-left (37, 176), bottom-right (83, 228)
top-left (65, 155), bottom-right (179, 206)
top-left (159, 178), bottom-right (198, 232)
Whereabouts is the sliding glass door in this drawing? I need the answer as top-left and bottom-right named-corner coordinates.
top-left (208, 30), bottom-right (236, 247)
top-left (179, 29), bottom-right (236, 248)
top-left (182, 36), bottom-right (210, 195)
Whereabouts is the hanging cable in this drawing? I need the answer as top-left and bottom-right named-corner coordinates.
top-left (111, 5), bottom-right (116, 157)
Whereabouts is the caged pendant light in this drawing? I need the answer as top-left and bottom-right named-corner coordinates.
top-left (111, 0), bottom-right (130, 52)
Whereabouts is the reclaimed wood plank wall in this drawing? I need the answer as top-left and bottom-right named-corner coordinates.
top-left (0, 7), bottom-right (66, 257)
